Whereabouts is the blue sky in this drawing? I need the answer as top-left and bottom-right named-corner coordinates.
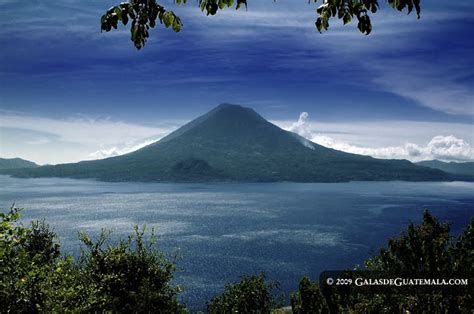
top-left (0, 0), bottom-right (473, 164)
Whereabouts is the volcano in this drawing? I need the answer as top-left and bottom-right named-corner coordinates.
top-left (5, 104), bottom-right (449, 182)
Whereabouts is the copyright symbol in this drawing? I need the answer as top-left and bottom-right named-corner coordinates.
top-left (326, 277), bottom-right (334, 285)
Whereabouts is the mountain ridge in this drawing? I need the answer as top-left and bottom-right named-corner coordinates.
top-left (416, 160), bottom-right (474, 176)
top-left (0, 158), bottom-right (38, 170)
top-left (1, 104), bottom-right (459, 183)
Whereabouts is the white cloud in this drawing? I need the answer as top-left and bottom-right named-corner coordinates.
top-left (281, 112), bottom-right (474, 162)
top-left (1, 110), bottom-right (472, 165)
top-left (24, 138), bottom-right (51, 145)
top-left (259, 9), bottom-right (474, 117)
top-left (0, 112), bottom-right (179, 164)
top-left (89, 138), bottom-right (159, 159)
top-left (0, 113), bottom-right (169, 145)
top-left (371, 60), bottom-right (474, 116)
top-left (427, 135), bottom-right (473, 161)
top-left (311, 134), bottom-right (473, 161)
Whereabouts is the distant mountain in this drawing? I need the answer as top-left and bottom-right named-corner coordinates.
top-left (416, 160), bottom-right (474, 176)
top-left (0, 158), bottom-right (38, 170)
top-left (2, 104), bottom-right (454, 182)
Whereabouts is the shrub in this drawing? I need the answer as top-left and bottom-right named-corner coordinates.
top-left (207, 273), bottom-right (281, 314)
top-left (291, 211), bottom-right (474, 313)
top-left (0, 207), bottom-right (64, 312)
top-left (0, 206), bottom-right (186, 313)
top-left (78, 226), bottom-right (185, 312)
top-left (290, 277), bottom-right (328, 314)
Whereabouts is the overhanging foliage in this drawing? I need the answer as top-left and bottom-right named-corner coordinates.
top-left (101, 0), bottom-right (422, 49)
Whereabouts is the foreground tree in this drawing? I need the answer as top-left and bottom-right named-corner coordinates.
top-left (291, 277), bottom-right (328, 313)
top-left (0, 208), bottom-right (62, 312)
top-left (0, 207), bottom-right (185, 313)
top-left (207, 273), bottom-right (281, 314)
top-left (101, 0), bottom-right (423, 49)
top-left (77, 227), bottom-right (184, 312)
top-left (291, 211), bottom-right (474, 313)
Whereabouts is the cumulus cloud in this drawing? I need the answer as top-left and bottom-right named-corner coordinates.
top-left (286, 112), bottom-right (474, 162)
top-left (427, 135), bottom-right (473, 161)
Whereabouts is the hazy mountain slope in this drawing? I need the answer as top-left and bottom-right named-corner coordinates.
top-left (416, 160), bottom-right (474, 176)
top-left (0, 158), bottom-right (38, 170)
top-left (2, 104), bottom-right (450, 182)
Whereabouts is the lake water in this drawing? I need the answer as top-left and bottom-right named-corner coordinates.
top-left (1, 175), bottom-right (473, 311)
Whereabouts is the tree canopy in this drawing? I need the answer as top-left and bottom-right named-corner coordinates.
top-left (291, 211), bottom-right (474, 313)
top-left (101, 0), bottom-right (422, 49)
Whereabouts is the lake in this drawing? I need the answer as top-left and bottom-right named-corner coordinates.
top-left (1, 175), bottom-right (473, 311)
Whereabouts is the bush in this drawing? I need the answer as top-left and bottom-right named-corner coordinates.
top-left (0, 207), bottom-right (64, 312)
top-left (207, 273), bottom-right (281, 314)
top-left (291, 211), bottom-right (474, 313)
top-left (290, 277), bottom-right (327, 314)
top-left (77, 227), bottom-right (185, 312)
top-left (0, 206), bottom-right (185, 313)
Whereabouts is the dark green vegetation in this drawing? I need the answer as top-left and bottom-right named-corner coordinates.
top-left (2, 104), bottom-right (455, 183)
top-left (417, 160), bottom-right (474, 176)
top-left (0, 158), bottom-right (37, 170)
top-left (0, 207), bottom-right (184, 313)
top-left (207, 273), bottom-right (282, 313)
top-left (1, 207), bottom-right (472, 313)
top-left (101, 0), bottom-right (182, 49)
top-left (292, 211), bottom-right (474, 313)
top-left (101, 0), bottom-right (422, 49)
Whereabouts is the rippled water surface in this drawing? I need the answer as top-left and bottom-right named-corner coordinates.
top-left (1, 175), bottom-right (473, 310)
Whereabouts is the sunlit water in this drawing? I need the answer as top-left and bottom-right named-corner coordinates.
top-left (1, 175), bottom-right (473, 311)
